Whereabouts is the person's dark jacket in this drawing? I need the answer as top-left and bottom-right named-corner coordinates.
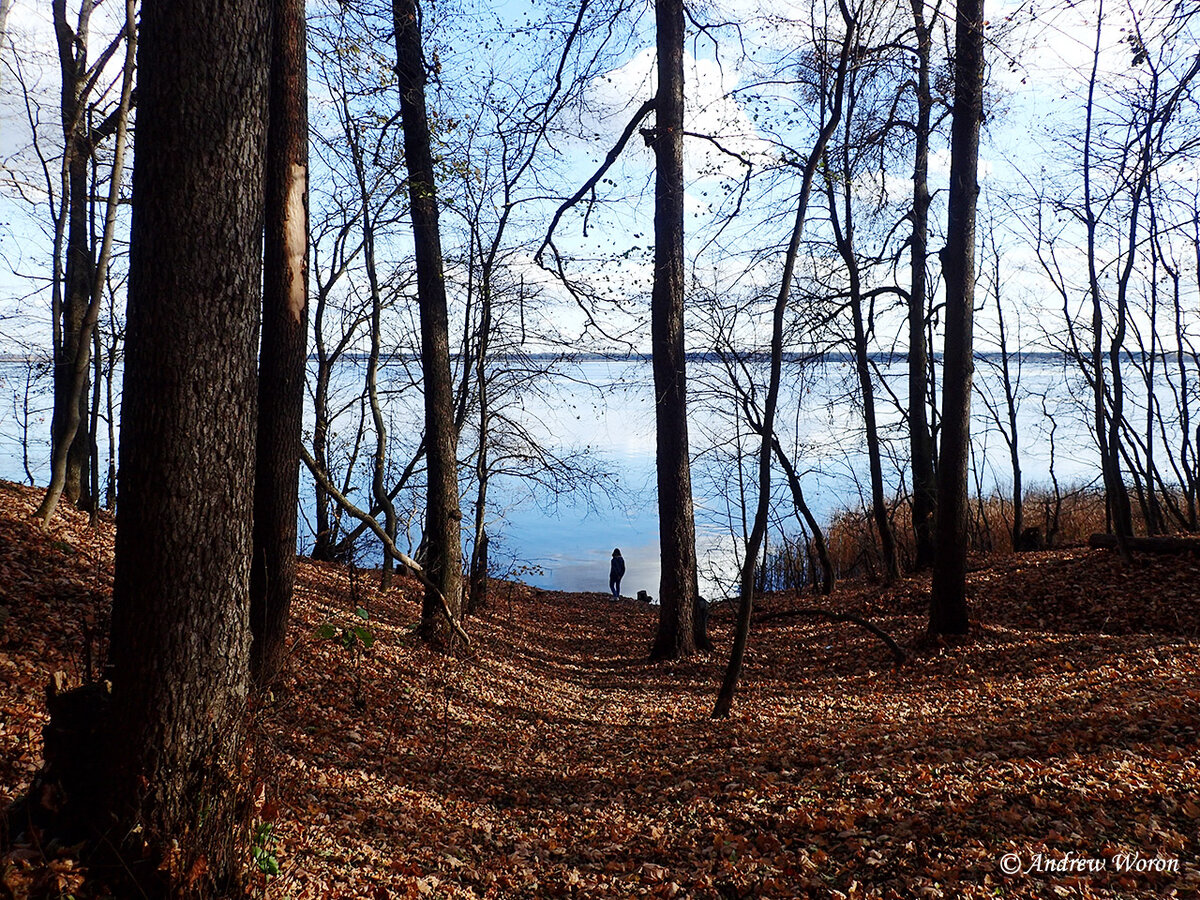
top-left (610, 555), bottom-right (625, 580)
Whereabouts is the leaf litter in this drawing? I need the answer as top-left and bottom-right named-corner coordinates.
top-left (0, 479), bottom-right (1197, 898)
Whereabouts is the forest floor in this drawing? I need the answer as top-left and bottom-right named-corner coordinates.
top-left (1, 478), bottom-right (1199, 899)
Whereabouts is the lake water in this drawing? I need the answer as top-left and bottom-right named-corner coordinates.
top-left (0, 353), bottom-right (1137, 597)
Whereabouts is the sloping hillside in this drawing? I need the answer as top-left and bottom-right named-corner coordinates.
top-left (1, 479), bottom-right (1198, 898)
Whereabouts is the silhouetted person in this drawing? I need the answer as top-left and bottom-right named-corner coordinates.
top-left (609, 548), bottom-right (625, 599)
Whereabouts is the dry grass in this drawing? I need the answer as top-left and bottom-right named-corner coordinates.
top-left (820, 486), bottom-right (1118, 581)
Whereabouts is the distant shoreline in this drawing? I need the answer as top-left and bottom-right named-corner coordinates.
top-left (0, 349), bottom-right (1083, 366)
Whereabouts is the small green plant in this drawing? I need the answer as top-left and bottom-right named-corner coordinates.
top-left (315, 563), bottom-right (374, 708)
top-left (251, 821), bottom-right (280, 877)
top-left (315, 606), bottom-right (375, 652)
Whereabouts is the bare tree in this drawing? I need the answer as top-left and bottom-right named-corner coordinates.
top-left (305, 5), bottom-right (413, 564)
top-left (36, 0), bottom-right (134, 526)
top-left (392, 0), bottom-right (464, 647)
top-left (907, 0), bottom-right (940, 570)
top-left (647, 0), bottom-right (702, 660)
top-left (975, 222), bottom-right (1025, 552)
top-left (714, 0), bottom-right (855, 717)
top-left (822, 81), bottom-right (900, 581)
top-left (928, 0), bottom-right (984, 636)
top-left (96, 0), bottom-right (268, 890)
top-left (251, 0), bottom-right (310, 686)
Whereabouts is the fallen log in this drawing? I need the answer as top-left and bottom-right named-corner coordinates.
top-left (1088, 533), bottom-right (1200, 553)
top-left (300, 446), bottom-right (470, 646)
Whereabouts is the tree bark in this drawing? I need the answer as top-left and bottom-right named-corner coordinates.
top-left (908, 0), bottom-right (937, 570)
top-left (929, 0), bottom-right (984, 636)
top-left (251, 0), bottom-right (309, 687)
top-left (43, 0), bottom-right (95, 514)
top-left (392, 0), bottom-right (464, 648)
top-left (101, 0), bottom-right (269, 890)
top-left (649, 0), bottom-right (699, 661)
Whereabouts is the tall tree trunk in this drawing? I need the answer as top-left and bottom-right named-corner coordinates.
top-left (1081, 0), bottom-right (1132, 557)
top-left (908, 0), bottom-right (937, 570)
top-left (60, 144), bottom-right (93, 507)
top-left (344, 101), bottom-right (400, 589)
top-left (311, 295), bottom-right (337, 559)
top-left (37, 0), bottom-right (133, 527)
top-left (103, 328), bottom-right (116, 510)
top-left (929, 0), bottom-right (985, 636)
top-left (468, 274), bottom-right (493, 613)
top-left (102, 0), bottom-right (269, 891)
top-left (251, 0), bottom-right (309, 687)
top-left (649, 0), bottom-right (699, 661)
top-left (365, 241), bottom-right (396, 589)
top-left (1177, 217), bottom-right (1197, 529)
top-left (995, 290), bottom-right (1023, 552)
top-left (88, 324), bottom-right (101, 525)
top-left (983, 231), bottom-right (1024, 551)
top-left (50, 0), bottom-right (94, 510)
top-left (392, 0), bottom-right (464, 647)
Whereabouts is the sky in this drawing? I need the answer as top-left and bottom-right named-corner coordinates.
top-left (2, 0), bottom-right (1198, 356)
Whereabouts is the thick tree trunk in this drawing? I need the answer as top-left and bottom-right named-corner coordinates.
top-left (908, 0), bottom-right (937, 570)
top-left (251, 0), bottom-right (309, 687)
top-left (102, 0), bottom-right (269, 891)
top-left (392, 0), bottom-right (464, 647)
top-left (649, 0), bottom-right (699, 661)
top-left (929, 0), bottom-right (984, 636)
top-left (49, 0), bottom-right (94, 510)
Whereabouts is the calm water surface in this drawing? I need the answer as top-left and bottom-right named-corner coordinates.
top-left (0, 354), bottom-right (1115, 596)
